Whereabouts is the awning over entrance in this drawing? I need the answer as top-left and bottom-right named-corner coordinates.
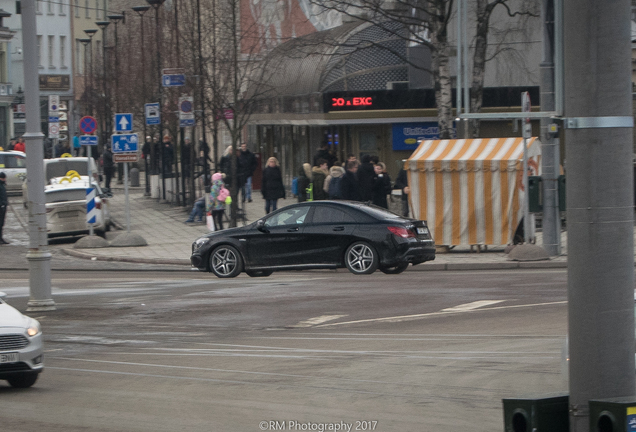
top-left (406, 137), bottom-right (541, 246)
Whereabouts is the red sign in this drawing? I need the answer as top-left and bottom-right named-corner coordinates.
top-left (331, 97), bottom-right (373, 108)
top-left (113, 153), bottom-right (139, 163)
top-left (79, 116), bottom-right (97, 134)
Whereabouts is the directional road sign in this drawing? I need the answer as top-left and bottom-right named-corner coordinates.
top-left (111, 133), bottom-right (139, 153)
top-left (162, 74), bottom-right (185, 87)
top-left (80, 135), bottom-right (98, 146)
top-left (115, 113), bottom-right (133, 132)
top-left (79, 116), bottom-right (98, 134)
top-left (145, 103), bottom-right (160, 126)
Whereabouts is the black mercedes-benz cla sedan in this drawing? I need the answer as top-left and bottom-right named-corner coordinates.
top-left (191, 201), bottom-right (435, 278)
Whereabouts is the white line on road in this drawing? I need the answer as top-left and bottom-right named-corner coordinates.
top-left (441, 300), bottom-right (505, 312)
top-left (291, 315), bottom-right (348, 328)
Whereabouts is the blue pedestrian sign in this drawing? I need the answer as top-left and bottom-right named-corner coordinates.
top-left (162, 74), bottom-right (185, 87)
top-left (145, 103), bottom-right (161, 126)
top-left (80, 135), bottom-right (98, 146)
top-left (111, 134), bottom-right (139, 153)
top-left (115, 113), bottom-right (133, 132)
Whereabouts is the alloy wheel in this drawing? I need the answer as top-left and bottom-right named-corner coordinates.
top-left (347, 243), bottom-right (375, 273)
top-left (212, 247), bottom-right (238, 276)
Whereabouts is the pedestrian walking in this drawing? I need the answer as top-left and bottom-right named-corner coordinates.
top-left (312, 158), bottom-right (329, 200)
top-left (208, 173), bottom-right (229, 230)
top-left (161, 135), bottom-right (174, 175)
top-left (13, 137), bottom-right (25, 153)
top-left (72, 135), bottom-right (81, 156)
top-left (239, 143), bottom-right (257, 203)
top-left (372, 162), bottom-right (392, 209)
top-left (102, 146), bottom-right (115, 194)
top-left (262, 157), bottom-right (285, 214)
top-left (357, 154), bottom-right (375, 202)
top-left (297, 163), bottom-right (312, 202)
top-left (220, 145), bottom-right (233, 187)
top-left (341, 160), bottom-right (362, 202)
top-left (0, 172), bottom-right (8, 244)
top-left (324, 164), bottom-right (345, 199)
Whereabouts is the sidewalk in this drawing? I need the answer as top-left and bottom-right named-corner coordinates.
top-left (49, 176), bottom-right (579, 271)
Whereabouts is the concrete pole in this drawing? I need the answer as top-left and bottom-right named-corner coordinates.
top-left (540, 0), bottom-right (561, 256)
top-left (564, 0), bottom-right (635, 430)
top-left (22, 0), bottom-right (55, 312)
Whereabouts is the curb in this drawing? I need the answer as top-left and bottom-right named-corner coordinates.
top-left (62, 248), bottom-right (191, 266)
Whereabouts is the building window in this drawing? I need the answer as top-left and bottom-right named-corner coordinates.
top-left (60, 36), bottom-right (66, 68)
top-left (47, 0), bottom-right (53, 14)
top-left (37, 35), bottom-right (42, 67)
top-left (85, 0), bottom-right (89, 18)
top-left (35, 0), bottom-right (41, 13)
top-left (96, 0), bottom-right (101, 19)
top-left (48, 35), bottom-right (54, 68)
top-left (59, 0), bottom-right (64, 15)
top-left (74, 0), bottom-right (79, 17)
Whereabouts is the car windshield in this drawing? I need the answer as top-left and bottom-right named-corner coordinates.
top-left (46, 188), bottom-right (87, 203)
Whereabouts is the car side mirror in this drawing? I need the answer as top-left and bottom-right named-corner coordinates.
top-left (256, 219), bottom-right (269, 233)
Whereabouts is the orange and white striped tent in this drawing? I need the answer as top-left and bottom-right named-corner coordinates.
top-left (406, 137), bottom-right (541, 246)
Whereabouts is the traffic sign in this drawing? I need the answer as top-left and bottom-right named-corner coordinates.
top-left (145, 103), bottom-right (160, 126)
top-left (79, 116), bottom-right (98, 134)
top-left (162, 74), bottom-right (185, 87)
top-left (179, 96), bottom-right (195, 127)
top-left (113, 153), bottom-right (139, 163)
top-left (80, 135), bottom-right (98, 146)
top-left (111, 134), bottom-right (138, 153)
top-left (49, 95), bottom-right (59, 112)
top-left (115, 113), bottom-right (133, 132)
top-left (49, 116), bottom-right (59, 123)
top-left (49, 123), bottom-right (60, 138)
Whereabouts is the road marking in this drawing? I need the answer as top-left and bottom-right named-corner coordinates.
top-left (441, 300), bottom-right (505, 312)
top-left (292, 315), bottom-right (348, 328)
top-left (316, 300), bottom-right (567, 327)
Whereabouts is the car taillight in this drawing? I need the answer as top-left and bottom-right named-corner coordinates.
top-left (388, 226), bottom-right (415, 238)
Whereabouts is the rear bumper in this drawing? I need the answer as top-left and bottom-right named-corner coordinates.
top-left (382, 238), bottom-right (436, 266)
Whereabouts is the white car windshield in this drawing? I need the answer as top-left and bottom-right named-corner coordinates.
top-left (46, 189), bottom-right (88, 203)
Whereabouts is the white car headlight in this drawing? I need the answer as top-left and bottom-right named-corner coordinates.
top-left (26, 318), bottom-right (41, 337)
top-left (193, 237), bottom-right (209, 251)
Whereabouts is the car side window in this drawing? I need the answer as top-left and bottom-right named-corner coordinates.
top-left (265, 206), bottom-right (311, 227)
top-left (312, 207), bottom-right (356, 224)
top-left (7, 155), bottom-right (25, 168)
top-left (0, 155), bottom-right (5, 168)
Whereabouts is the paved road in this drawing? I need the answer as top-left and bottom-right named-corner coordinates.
top-left (0, 268), bottom-right (568, 432)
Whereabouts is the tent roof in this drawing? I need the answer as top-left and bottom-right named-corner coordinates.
top-left (407, 137), bottom-right (539, 170)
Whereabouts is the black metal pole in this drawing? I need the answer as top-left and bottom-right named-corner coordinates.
top-left (197, 0), bottom-right (210, 192)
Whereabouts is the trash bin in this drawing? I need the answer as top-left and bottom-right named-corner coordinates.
top-left (528, 176), bottom-right (543, 213)
top-left (502, 394), bottom-right (569, 432)
top-left (130, 167), bottom-right (140, 187)
top-left (589, 397), bottom-right (636, 432)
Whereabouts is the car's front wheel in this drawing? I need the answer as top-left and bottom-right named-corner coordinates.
top-left (345, 241), bottom-right (379, 275)
top-left (379, 262), bottom-right (409, 274)
top-left (7, 372), bottom-right (39, 388)
top-left (209, 245), bottom-right (243, 278)
top-left (245, 270), bottom-right (273, 277)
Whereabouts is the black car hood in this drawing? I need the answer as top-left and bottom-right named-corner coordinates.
top-left (202, 224), bottom-right (253, 239)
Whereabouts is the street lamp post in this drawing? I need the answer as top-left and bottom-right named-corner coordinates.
top-left (84, 29), bottom-right (98, 117)
top-left (146, 0), bottom-right (166, 200)
top-left (107, 13), bottom-right (125, 185)
top-left (132, 5), bottom-right (151, 196)
top-left (96, 21), bottom-right (110, 155)
top-left (78, 38), bottom-right (91, 117)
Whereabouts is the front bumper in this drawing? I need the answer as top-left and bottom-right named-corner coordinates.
top-left (0, 333), bottom-right (44, 379)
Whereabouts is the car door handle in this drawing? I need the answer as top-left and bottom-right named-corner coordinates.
top-left (287, 227), bottom-right (299, 232)
top-left (333, 226), bottom-right (345, 231)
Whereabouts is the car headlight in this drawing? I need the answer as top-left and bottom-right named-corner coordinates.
top-left (26, 318), bottom-right (41, 337)
top-left (193, 237), bottom-right (209, 252)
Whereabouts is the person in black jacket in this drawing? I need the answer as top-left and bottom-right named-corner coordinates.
top-left (0, 172), bottom-right (8, 244)
top-left (372, 162), bottom-right (392, 209)
top-left (102, 147), bottom-right (115, 193)
top-left (341, 160), bottom-right (362, 202)
top-left (394, 168), bottom-right (410, 217)
top-left (312, 143), bottom-right (336, 168)
top-left (261, 157), bottom-right (285, 214)
top-left (356, 154), bottom-right (375, 202)
top-left (297, 163), bottom-right (312, 202)
top-left (239, 143), bottom-right (257, 203)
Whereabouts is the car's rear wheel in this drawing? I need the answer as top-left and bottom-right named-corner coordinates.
top-left (7, 372), bottom-right (39, 388)
top-left (379, 262), bottom-right (409, 274)
top-left (245, 270), bottom-right (273, 277)
top-left (209, 245), bottom-right (243, 278)
top-left (345, 242), bottom-right (379, 275)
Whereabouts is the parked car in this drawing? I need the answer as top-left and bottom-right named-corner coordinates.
top-left (45, 175), bottom-right (112, 238)
top-left (191, 201), bottom-right (435, 278)
top-left (0, 150), bottom-right (26, 194)
top-left (0, 292), bottom-right (43, 388)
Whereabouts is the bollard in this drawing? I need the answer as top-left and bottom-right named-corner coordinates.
top-left (130, 167), bottom-right (140, 187)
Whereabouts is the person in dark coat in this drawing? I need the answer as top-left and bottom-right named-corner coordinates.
top-left (341, 160), bottom-right (362, 202)
top-left (313, 143), bottom-right (336, 168)
top-left (0, 172), bottom-right (8, 244)
top-left (238, 143), bottom-right (257, 203)
top-left (297, 163), bottom-right (312, 202)
top-left (356, 154), bottom-right (375, 202)
top-left (161, 135), bottom-right (174, 175)
top-left (311, 159), bottom-right (329, 200)
top-left (102, 147), bottom-right (115, 193)
top-left (261, 157), bottom-right (285, 214)
top-left (394, 167), bottom-right (410, 217)
top-left (372, 162), bottom-right (392, 209)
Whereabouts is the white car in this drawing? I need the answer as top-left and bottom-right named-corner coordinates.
top-left (0, 150), bottom-right (26, 194)
top-left (45, 176), bottom-right (112, 237)
top-left (0, 292), bottom-right (43, 388)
